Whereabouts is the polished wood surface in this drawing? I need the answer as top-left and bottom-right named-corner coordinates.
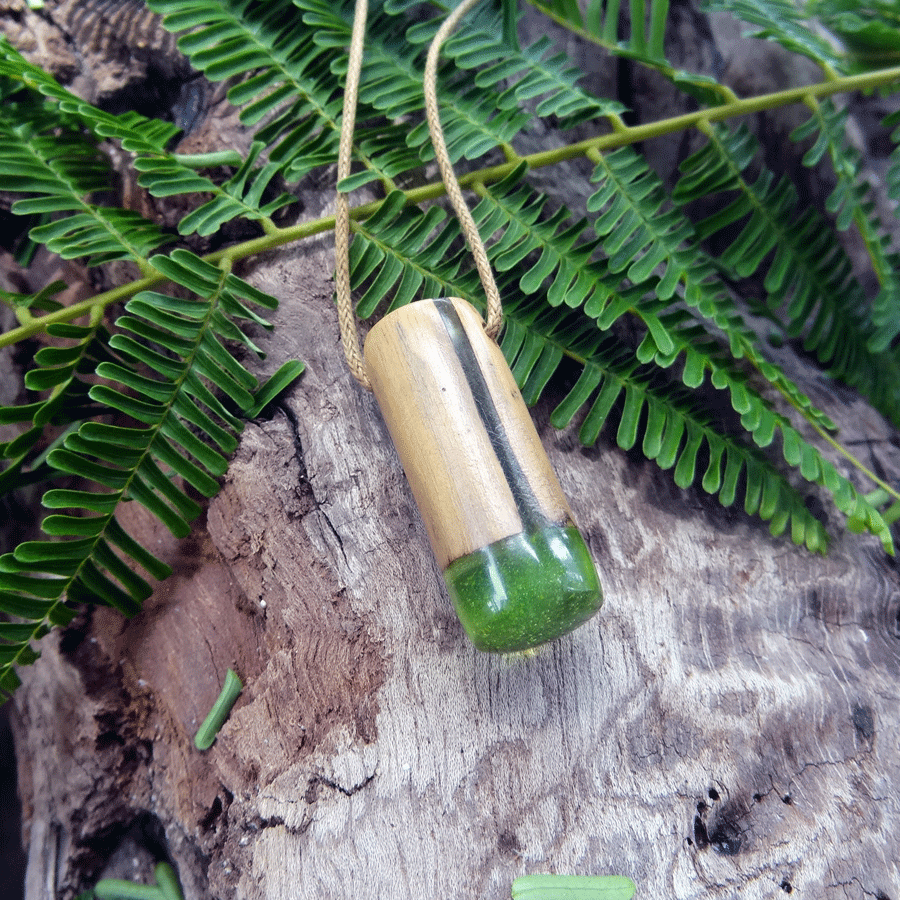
top-left (364, 297), bottom-right (573, 568)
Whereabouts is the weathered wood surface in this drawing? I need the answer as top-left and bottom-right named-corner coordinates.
top-left (5, 2), bottom-right (900, 899)
top-left (13, 219), bottom-right (900, 899)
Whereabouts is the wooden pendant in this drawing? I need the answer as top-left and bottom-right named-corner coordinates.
top-left (364, 298), bottom-right (603, 652)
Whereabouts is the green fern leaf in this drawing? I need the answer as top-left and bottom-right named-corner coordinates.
top-left (0, 248), bottom-right (303, 695)
top-left (580, 145), bottom-right (840, 453)
top-left (442, 29), bottom-right (624, 125)
top-left (674, 122), bottom-right (900, 426)
top-left (530, 0), bottom-right (728, 105)
top-left (132, 141), bottom-right (293, 236)
top-left (410, 85), bottom-right (530, 163)
top-left (147, 0), bottom-right (402, 184)
top-left (588, 146), bottom-right (700, 297)
top-left (0, 317), bottom-right (124, 494)
top-left (0, 39), bottom-right (180, 154)
top-left (476, 165), bottom-right (620, 310)
top-left (808, 0), bottom-right (900, 67)
top-left (0, 41), bottom-right (268, 244)
top-left (148, 0), bottom-right (343, 180)
top-left (0, 113), bottom-right (170, 265)
top-left (510, 295), bottom-right (832, 551)
top-left (789, 99), bottom-right (900, 354)
top-left (306, 0), bottom-right (539, 163)
top-left (702, 0), bottom-right (846, 73)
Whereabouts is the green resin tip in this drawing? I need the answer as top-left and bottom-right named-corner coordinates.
top-left (443, 525), bottom-right (603, 652)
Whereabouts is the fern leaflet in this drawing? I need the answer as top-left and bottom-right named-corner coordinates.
top-left (673, 122), bottom-right (900, 427)
top-left (0, 250), bottom-right (303, 696)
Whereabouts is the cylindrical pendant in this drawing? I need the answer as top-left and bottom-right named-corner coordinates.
top-left (363, 297), bottom-right (603, 652)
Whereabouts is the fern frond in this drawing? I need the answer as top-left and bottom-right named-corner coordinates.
top-left (152, 0), bottom-right (619, 192)
top-left (139, 141), bottom-right (295, 236)
top-left (146, 0), bottom-right (415, 185)
top-left (528, 0), bottom-right (732, 106)
top-left (0, 317), bottom-right (117, 494)
top-left (0, 39), bottom-right (181, 151)
top-left (588, 145), bottom-right (700, 299)
top-left (0, 250), bottom-right (303, 695)
top-left (0, 46), bottom-right (293, 238)
top-left (474, 165), bottom-right (620, 312)
top-left (512, 295), bottom-right (832, 552)
top-left (673, 122), bottom-right (900, 426)
top-left (347, 174), bottom-right (892, 551)
top-left (702, 0), bottom-right (846, 74)
top-left (145, 0), bottom-right (349, 183)
top-left (587, 294), bottom-right (891, 550)
top-left (808, 0), bottom-right (900, 68)
top-left (350, 192), bottom-right (468, 316)
top-left (0, 110), bottom-right (170, 267)
top-left (306, 0), bottom-right (560, 164)
top-left (434, 25), bottom-right (623, 125)
top-left (790, 98), bottom-right (900, 354)
top-left (408, 85), bottom-right (530, 164)
top-left (580, 144), bottom-right (840, 445)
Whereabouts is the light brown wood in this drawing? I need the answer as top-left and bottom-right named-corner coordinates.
top-left (364, 298), bottom-right (573, 568)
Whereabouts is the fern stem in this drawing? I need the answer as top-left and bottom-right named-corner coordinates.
top-left (0, 275), bottom-right (160, 347)
top-left (403, 64), bottom-right (900, 203)
top-left (3, 66), bottom-right (899, 353)
top-left (0, 213), bottom-right (346, 348)
top-left (522, 64), bottom-right (900, 165)
top-left (608, 113), bottom-right (630, 134)
top-left (804, 416), bottom-right (900, 507)
top-left (501, 142), bottom-right (521, 163)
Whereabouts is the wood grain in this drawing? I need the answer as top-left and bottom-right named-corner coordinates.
top-left (364, 297), bottom-right (573, 568)
top-left (13, 231), bottom-right (900, 900)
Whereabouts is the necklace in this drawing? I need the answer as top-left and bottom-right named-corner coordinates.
top-left (334, 0), bottom-right (604, 652)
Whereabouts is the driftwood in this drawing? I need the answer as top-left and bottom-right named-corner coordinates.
top-left (13, 222), bottom-right (900, 899)
top-left (4, 2), bottom-right (900, 899)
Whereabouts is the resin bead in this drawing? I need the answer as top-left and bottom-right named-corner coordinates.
top-left (444, 525), bottom-right (602, 652)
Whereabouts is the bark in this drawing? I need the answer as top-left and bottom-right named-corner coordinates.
top-left (4, 3), bottom-right (900, 899)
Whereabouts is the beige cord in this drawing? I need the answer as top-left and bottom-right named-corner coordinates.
top-left (423, 0), bottom-right (503, 339)
top-left (335, 0), bottom-right (371, 389)
top-left (335, 0), bottom-right (503, 389)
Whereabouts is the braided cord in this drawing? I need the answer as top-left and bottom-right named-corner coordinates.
top-left (423, 0), bottom-right (503, 338)
top-left (335, 0), bottom-right (371, 388)
top-left (335, 0), bottom-right (504, 390)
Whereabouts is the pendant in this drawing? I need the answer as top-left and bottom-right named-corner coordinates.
top-left (364, 297), bottom-right (604, 652)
